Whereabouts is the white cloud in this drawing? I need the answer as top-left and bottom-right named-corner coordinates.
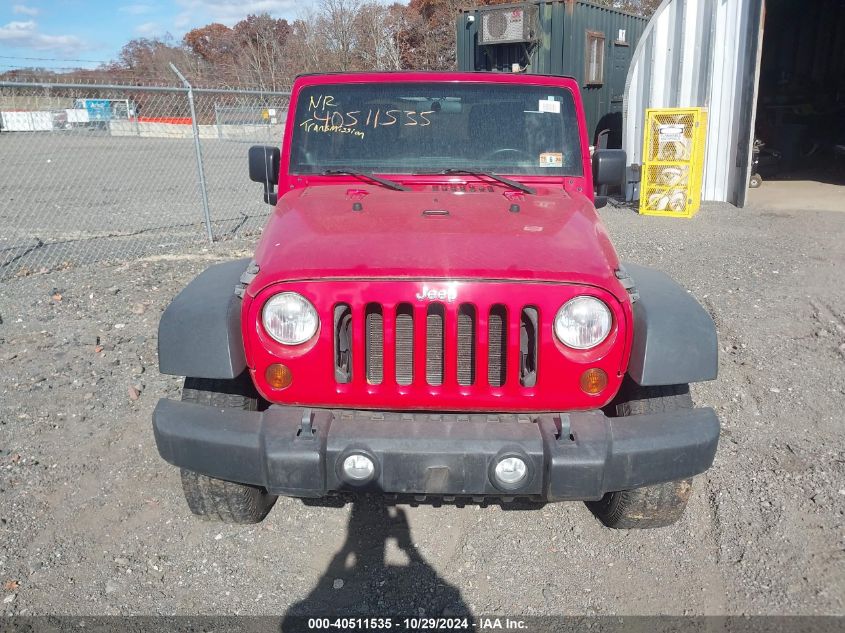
top-left (135, 21), bottom-right (160, 35)
top-left (0, 20), bottom-right (88, 54)
top-left (174, 12), bottom-right (192, 29)
top-left (12, 4), bottom-right (40, 17)
top-left (120, 4), bottom-right (156, 15)
top-left (175, 0), bottom-right (302, 27)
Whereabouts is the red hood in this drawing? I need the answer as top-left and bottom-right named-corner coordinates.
top-left (249, 184), bottom-right (624, 298)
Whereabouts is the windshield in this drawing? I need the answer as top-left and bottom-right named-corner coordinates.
top-left (289, 82), bottom-right (583, 177)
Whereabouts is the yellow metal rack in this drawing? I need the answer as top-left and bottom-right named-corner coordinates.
top-left (639, 108), bottom-right (707, 218)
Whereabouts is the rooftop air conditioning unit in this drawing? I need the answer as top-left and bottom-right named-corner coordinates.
top-left (478, 5), bottom-right (539, 45)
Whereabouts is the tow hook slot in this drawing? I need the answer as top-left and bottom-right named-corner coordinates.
top-left (555, 412), bottom-right (574, 443)
top-left (297, 408), bottom-right (316, 440)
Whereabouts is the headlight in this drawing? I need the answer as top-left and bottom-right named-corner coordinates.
top-left (262, 292), bottom-right (319, 345)
top-left (554, 296), bottom-right (612, 349)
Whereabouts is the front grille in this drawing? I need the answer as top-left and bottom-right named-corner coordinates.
top-left (456, 305), bottom-right (476, 386)
top-left (487, 305), bottom-right (507, 387)
top-left (395, 304), bottom-right (414, 386)
top-left (426, 305), bottom-right (445, 385)
top-left (336, 301), bottom-right (539, 389)
top-left (365, 305), bottom-right (383, 384)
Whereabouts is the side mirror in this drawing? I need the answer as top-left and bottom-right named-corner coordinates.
top-left (592, 149), bottom-right (626, 187)
top-left (249, 145), bottom-right (281, 205)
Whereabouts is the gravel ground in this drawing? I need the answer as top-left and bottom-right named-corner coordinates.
top-left (0, 201), bottom-right (843, 617)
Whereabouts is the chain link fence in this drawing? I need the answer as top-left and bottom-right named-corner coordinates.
top-left (0, 75), bottom-right (289, 279)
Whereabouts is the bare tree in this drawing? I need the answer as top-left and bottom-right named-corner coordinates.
top-left (592, 0), bottom-right (663, 17)
top-left (231, 14), bottom-right (292, 91)
top-left (285, 15), bottom-right (328, 75)
top-left (313, 0), bottom-right (363, 71)
top-left (117, 36), bottom-right (200, 84)
top-left (355, 3), bottom-right (406, 70)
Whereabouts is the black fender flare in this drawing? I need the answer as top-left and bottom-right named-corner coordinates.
top-left (624, 262), bottom-right (718, 386)
top-left (158, 258), bottom-right (250, 379)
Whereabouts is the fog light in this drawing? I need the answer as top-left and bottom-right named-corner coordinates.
top-left (342, 454), bottom-right (375, 482)
top-left (580, 367), bottom-right (607, 395)
top-left (494, 457), bottom-right (528, 486)
top-left (265, 363), bottom-right (292, 390)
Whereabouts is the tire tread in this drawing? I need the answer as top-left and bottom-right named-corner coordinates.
top-left (587, 477), bottom-right (693, 529)
top-left (178, 374), bottom-right (276, 524)
top-left (180, 469), bottom-right (275, 524)
top-left (587, 380), bottom-right (695, 529)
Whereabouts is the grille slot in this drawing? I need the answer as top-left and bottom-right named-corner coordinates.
top-left (520, 307), bottom-right (538, 387)
top-left (333, 304), bottom-right (352, 383)
top-left (336, 298), bottom-right (532, 390)
top-left (488, 305), bottom-right (508, 387)
top-left (365, 304), bottom-right (383, 384)
top-left (395, 304), bottom-right (414, 386)
top-left (457, 304), bottom-right (476, 386)
top-left (426, 304), bottom-right (445, 386)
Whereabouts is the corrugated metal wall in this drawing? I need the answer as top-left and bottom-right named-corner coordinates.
top-left (622, 0), bottom-right (764, 205)
top-left (457, 1), bottom-right (647, 143)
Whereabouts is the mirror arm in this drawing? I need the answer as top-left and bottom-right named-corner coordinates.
top-left (263, 182), bottom-right (278, 206)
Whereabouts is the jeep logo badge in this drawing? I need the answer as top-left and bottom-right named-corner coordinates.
top-left (416, 283), bottom-right (458, 303)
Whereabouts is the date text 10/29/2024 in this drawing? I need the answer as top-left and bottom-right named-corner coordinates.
top-left (299, 94), bottom-right (438, 140)
top-left (306, 617), bottom-right (529, 630)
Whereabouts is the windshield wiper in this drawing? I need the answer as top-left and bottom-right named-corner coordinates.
top-left (321, 169), bottom-right (408, 192)
top-left (416, 168), bottom-right (535, 195)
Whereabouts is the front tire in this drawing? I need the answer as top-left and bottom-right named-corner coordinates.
top-left (181, 373), bottom-right (261, 410)
top-left (588, 381), bottom-right (694, 529)
top-left (178, 374), bottom-right (277, 524)
top-left (586, 477), bottom-right (693, 529)
top-left (180, 469), bottom-right (276, 524)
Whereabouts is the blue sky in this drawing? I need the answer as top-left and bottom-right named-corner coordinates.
top-left (0, 0), bottom-right (325, 70)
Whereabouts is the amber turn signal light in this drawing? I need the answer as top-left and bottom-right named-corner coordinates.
top-left (580, 368), bottom-right (608, 395)
top-left (265, 363), bottom-right (293, 390)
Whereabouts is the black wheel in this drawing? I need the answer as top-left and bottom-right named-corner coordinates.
top-left (749, 173), bottom-right (762, 188)
top-left (586, 478), bottom-right (693, 529)
top-left (178, 374), bottom-right (277, 524)
top-left (587, 380), bottom-right (694, 529)
top-left (180, 469), bottom-right (276, 524)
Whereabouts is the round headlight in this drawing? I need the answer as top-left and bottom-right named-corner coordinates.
top-left (262, 292), bottom-right (319, 345)
top-left (554, 296), bottom-right (612, 349)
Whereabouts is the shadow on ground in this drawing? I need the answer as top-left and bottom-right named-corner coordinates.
top-left (281, 499), bottom-right (475, 629)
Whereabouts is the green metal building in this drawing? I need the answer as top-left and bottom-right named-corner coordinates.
top-left (456, 0), bottom-right (648, 147)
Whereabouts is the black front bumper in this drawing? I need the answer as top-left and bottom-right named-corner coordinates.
top-left (152, 400), bottom-right (719, 501)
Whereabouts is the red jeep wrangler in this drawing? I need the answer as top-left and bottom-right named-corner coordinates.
top-left (153, 72), bottom-right (719, 529)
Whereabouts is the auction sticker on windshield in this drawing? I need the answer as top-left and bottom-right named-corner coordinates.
top-left (539, 152), bottom-right (564, 168)
top-left (538, 98), bottom-right (561, 114)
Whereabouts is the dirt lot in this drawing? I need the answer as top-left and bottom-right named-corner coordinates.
top-left (0, 201), bottom-right (843, 617)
